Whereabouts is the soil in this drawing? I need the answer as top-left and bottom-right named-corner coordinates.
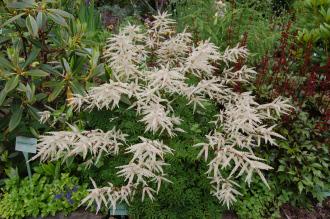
top-left (280, 198), bottom-right (330, 219)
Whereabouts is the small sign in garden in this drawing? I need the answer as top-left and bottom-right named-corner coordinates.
top-left (15, 136), bottom-right (37, 154)
top-left (15, 136), bottom-right (37, 179)
top-left (109, 203), bottom-right (128, 219)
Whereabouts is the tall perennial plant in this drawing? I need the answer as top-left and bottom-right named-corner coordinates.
top-left (32, 12), bottom-right (292, 212)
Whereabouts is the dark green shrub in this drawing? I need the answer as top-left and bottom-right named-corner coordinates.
top-left (0, 0), bottom-right (107, 165)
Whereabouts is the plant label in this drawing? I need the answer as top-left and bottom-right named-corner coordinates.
top-left (15, 136), bottom-right (37, 154)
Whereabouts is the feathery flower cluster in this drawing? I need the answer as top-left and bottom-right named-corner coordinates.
top-left (80, 179), bottom-right (133, 213)
top-left (34, 11), bottom-right (293, 211)
top-left (117, 137), bottom-right (173, 198)
top-left (38, 110), bottom-right (51, 124)
top-left (32, 125), bottom-right (127, 162)
top-left (80, 137), bottom-right (173, 213)
top-left (184, 41), bottom-right (220, 78)
top-left (195, 92), bottom-right (292, 206)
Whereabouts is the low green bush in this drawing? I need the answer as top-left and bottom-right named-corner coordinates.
top-left (0, 173), bottom-right (88, 218)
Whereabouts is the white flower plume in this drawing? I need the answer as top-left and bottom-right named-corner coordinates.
top-left (184, 40), bottom-right (220, 78)
top-left (32, 125), bottom-right (127, 162)
top-left (103, 24), bottom-right (146, 80)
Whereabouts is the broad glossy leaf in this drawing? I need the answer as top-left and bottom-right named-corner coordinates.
top-left (35, 93), bottom-right (47, 101)
top-left (62, 58), bottom-right (71, 73)
top-left (0, 89), bottom-right (7, 106)
top-left (4, 75), bottom-right (19, 93)
top-left (26, 15), bottom-right (39, 37)
top-left (23, 46), bottom-right (41, 69)
top-left (39, 64), bottom-right (61, 76)
top-left (47, 12), bottom-right (68, 27)
top-left (29, 126), bottom-right (39, 138)
top-left (47, 9), bottom-right (73, 19)
top-left (89, 63), bottom-right (105, 79)
top-left (25, 83), bottom-right (35, 102)
top-left (7, 1), bottom-right (35, 9)
top-left (26, 69), bottom-right (49, 77)
top-left (48, 81), bottom-right (65, 102)
top-left (36, 12), bottom-right (47, 29)
top-left (27, 105), bottom-right (39, 121)
top-left (0, 13), bottom-right (25, 28)
top-left (0, 56), bottom-right (15, 70)
top-left (8, 106), bottom-right (23, 132)
top-left (69, 79), bottom-right (85, 95)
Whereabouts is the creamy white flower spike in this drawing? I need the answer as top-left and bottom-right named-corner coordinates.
top-left (103, 24), bottom-right (146, 80)
top-left (38, 110), bottom-right (51, 124)
top-left (32, 125), bottom-right (127, 162)
top-left (184, 40), bottom-right (221, 78)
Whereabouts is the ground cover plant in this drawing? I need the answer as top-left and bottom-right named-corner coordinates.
top-left (0, 172), bottom-right (87, 218)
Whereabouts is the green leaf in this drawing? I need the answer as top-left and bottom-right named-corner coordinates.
top-left (88, 63), bottom-right (105, 79)
top-left (47, 12), bottom-right (68, 27)
top-left (39, 64), bottom-right (61, 76)
top-left (7, 1), bottom-right (35, 9)
top-left (26, 69), bottom-right (49, 77)
top-left (69, 79), bottom-right (85, 95)
top-left (4, 75), bottom-right (19, 93)
top-left (47, 9), bottom-right (73, 19)
top-left (62, 58), bottom-right (71, 73)
top-left (8, 106), bottom-right (23, 132)
top-left (29, 126), bottom-right (39, 138)
top-left (26, 15), bottom-right (39, 37)
top-left (23, 46), bottom-right (41, 69)
top-left (27, 105), bottom-right (40, 121)
top-left (0, 89), bottom-right (7, 106)
top-left (36, 12), bottom-right (47, 29)
top-left (298, 181), bottom-right (304, 194)
top-left (35, 93), bottom-right (47, 101)
top-left (25, 83), bottom-right (35, 102)
top-left (48, 82), bottom-right (65, 102)
top-left (0, 56), bottom-right (15, 70)
top-left (0, 13), bottom-right (25, 28)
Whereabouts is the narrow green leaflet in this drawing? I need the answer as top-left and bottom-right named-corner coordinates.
top-left (9, 106), bottom-right (23, 132)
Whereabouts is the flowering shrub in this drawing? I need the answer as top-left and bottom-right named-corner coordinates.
top-left (32, 12), bottom-right (292, 212)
